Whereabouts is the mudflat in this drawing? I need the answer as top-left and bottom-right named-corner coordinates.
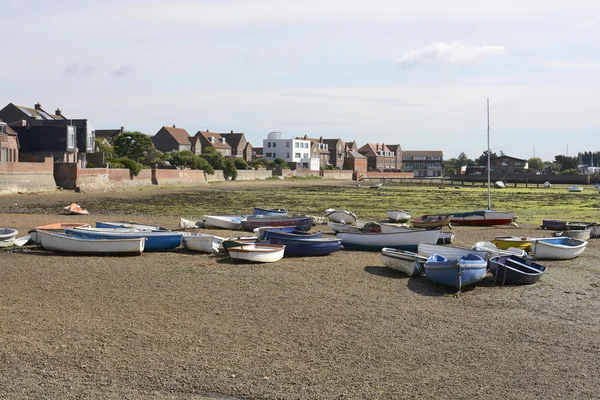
top-left (0, 182), bottom-right (599, 399)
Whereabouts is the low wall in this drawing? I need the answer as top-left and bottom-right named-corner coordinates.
top-left (322, 170), bottom-right (353, 180)
top-left (205, 170), bottom-right (226, 182)
top-left (0, 158), bottom-right (57, 194)
top-left (363, 172), bottom-right (414, 179)
top-left (155, 169), bottom-right (207, 186)
top-left (450, 174), bottom-right (590, 185)
top-left (237, 169), bottom-right (272, 180)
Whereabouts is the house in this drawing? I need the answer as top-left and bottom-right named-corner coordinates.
top-left (490, 155), bottom-right (528, 175)
top-left (386, 144), bottom-right (403, 170)
top-left (195, 131), bottom-right (232, 156)
top-left (252, 147), bottom-right (263, 158)
top-left (322, 138), bottom-right (345, 169)
top-left (343, 151), bottom-right (367, 179)
top-left (0, 119), bottom-right (19, 162)
top-left (220, 131), bottom-right (252, 162)
top-left (152, 125), bottom-right (194, 153)
top-left (263, 131), bottom-right (318, 170)
top-left (0, 103), bottom-right (95, 164)
top-left (95, 126), bottom-right (124, 144)
top-left (345, 141), bottom-right (358, 154)
top-left (357, 143), bottom-right (397, 171)
top-left (297, 135), bottom-right (330, 169)
top-left (402, 150), bottom-right (443, 177)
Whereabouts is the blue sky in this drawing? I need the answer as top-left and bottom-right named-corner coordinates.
top-left (2, 0), bottom-right (599, 161)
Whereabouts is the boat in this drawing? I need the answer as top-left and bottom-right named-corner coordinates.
top-left (449, 210), bottom-right (515, 226)
top-left (241, 216), bottom-right (312, 232)
top-left (63, 203), bottom-right (89, 215)
top-left (567, 185), bottom-right (584, 192)
top-left (387, 210), bottom-right (412, 223)
top-left (552, 229), bottom-right (591, 241)
top-left (437, 231), bottom-right (455, 244)
top-left (227, 244), bottom-right (285, 263)
top-left (424, 254), bottom-right (487, 291)
top-left (370, 183), bottom-right (383, 189)
top-left (471, 241), bottom-right (527, 258)
top-left (589, 224), bottom-right (600, 238)
top-left (28, 222), bottom-right (91, 244)
top-left (13, 235), bottom-right (31, 247)
top-left (182, 233), bottom-right (224, 253)
top-left (418, 242), bottom-right (490, 260)
top-left (337, 229), bottom-right (440, 252)
top-left (491, 236), bottom-right (536, 253)
top-left (324, 209), bottom-right (357, 224)
top-left (381, 248), bottom-right (427, 276)
top-left (253, 207), bottom-right (288, 217)
top-left (308, 215), bottom-right (327, 225)
top-left (222, 236), bottom-right (259, 249)
top-left (0, 228), bottom-right (18, 247)
top-left (263, 229), bottom-right (324, 241)
top-left (379, 223), bottom-right (413, 233)
top-left (488, 255), bottom-right (547, 285)
top-left (565, 222), bottom-right (592, 231)
top-left (95, 221), bottom-right (166, 231)
top-left (410, 214), bottom-right (453, 229)
top-left (494, 181), bottom-right (506, 188)
top-left (180, 217), bottom-right (205, 229)
top-left (540, 219), bottom-right (569, 230)
top-left (204, 215), bottom-right (245, 230)
top-left (268, 236), bottom-right (342, 257)
top-left (530, 237), bottom-right (588, 260)
top-left (253, 226), bottom-right (300, 239)
top-left (36, 230), bottom-right (145, 256)
top-left (327, 222), bottom-right (362, 233)
top-left (64, 227), bottom-right (183, 252)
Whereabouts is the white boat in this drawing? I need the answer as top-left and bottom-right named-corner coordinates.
top-left (182, 233), bottom-right (224, 253)
top-left (530, 237), bottom-right (588, 260)
top-left (381, 248), bottom-right (427, 276)
top-left (327, 221), bottom-right (361, 233)
top-left (37, 230), bottom-right (145, 255)
top-left (567, 185), bottom-right (584, 192)
top-left (471, 241), bottom-right (527, 258)
top-left (0, 228), bottom-right (18, 247)
top-left (551, 229), bottom-right (591, 241)
top-left (337, 229), bottom-right (439, 252)
top-left (379, 223), bottom-right (413, 233)
top-left (204, 215), bottom-right (244, 230)
top-left (418, 242), bottom-right (490, 260)
top-left (494, 181), bottom-right (506, 188)
top-left (29, 223), bottom-right (91, 244)
top-left (325, 209), bottom-right (357, 224)
top-left (227, 244), bottom-right (285, 263)
top-left (387, 210), bottom-right (412, 223)
top-left (180, 217), bottom-right (205, 229)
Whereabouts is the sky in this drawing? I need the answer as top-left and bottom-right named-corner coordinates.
top-left (1, 0), bottom-right (599, 162)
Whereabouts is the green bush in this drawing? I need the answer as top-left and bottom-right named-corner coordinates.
top-left (223, 158), bottom-right (238, 180)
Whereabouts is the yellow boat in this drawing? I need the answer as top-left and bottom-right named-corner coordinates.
top-left (491, 236), bottom-right (534, 252)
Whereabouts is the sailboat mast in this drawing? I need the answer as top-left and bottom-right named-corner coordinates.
top-left (487, 98), bottom-right (491, 211)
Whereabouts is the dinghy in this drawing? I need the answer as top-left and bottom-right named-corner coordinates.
top-left (551, 229), bottom-right (591, 241)
top-left (337, 229), bottom-right (439, 252)
top-left (491, 236), bottom-right (536, 253)
top-left (222, 236), bottom-right (259, 249)
top-left (268, 236), bottom-right (342, 257)
top-left (530, 237), bottom-right (587, 260)
top-left (65, 227), bottom-right (183, 252)
top-left (253, 226), bottom-right (298, 239)
top-left (418, 242), bottom-right (490, 260)
top-left (449, 210), bottom-right (515, 226)
top-left (241, 216), bottom-right (312, 232)
top-left (387, 210), bottom-right (412, 223)
top-left (180, 217), bottom-right (205, 229)
top-left (381, 248), bottom-right (427, 276)
top-left (325, 209), bottom-right (357, 224)
top-left (63, 203), bottom-right (89, 215)
top-left (182, 233), bottom-right (224, 254)
top-left (471, 242), bottom-right (527, 258)
top-left (253, 207), bottom-right (288, 217)
top-left (488, 255), bottom-right (547, 285)
top-left (29, 223), bottom-right (91, 244)
top-left (410, 214), bottom-right (453, 229)
top-left (327, 221), bottom-right (362, 233)
top-left (264, 230), bottom-right (324, 241)
top-left (424, 254), bottom-right (487, 291)
top-left (204, 215), bottom-right (244, 230)
top-left (567, 185), bottom-right (584, 192)
top-left (227, 244), bottom-right (285, 263)
top-left (95, 221), bottom-right (166, 231)
top-left (0, 228), bottom-right (18, 247)
top-left (37, 230), bottom-right (145, 256)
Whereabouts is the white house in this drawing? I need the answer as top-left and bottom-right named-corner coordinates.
top-left (263, 131), bottom-right (320, 170)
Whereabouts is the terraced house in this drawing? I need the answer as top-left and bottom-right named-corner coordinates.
top-left (402, 150), bottom-right (443, 177)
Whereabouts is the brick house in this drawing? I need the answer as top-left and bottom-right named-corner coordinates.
top-left (297, 135), bottom-right (330, 168)
top-left (386, 144), bottom-right (402, 170)
top-left (0, 119), bottom-right (19, 162)
top-left (195, 131), bottom-right (232, 156)
top-left (402, 150), bottom-right (443, 177)
top-left (345, 141), bottom-right (358, 155)
top-left (490, 155), bottom-right (528, 175)
top-left (0, 103), bottom-right (95, 164)
top-left (343, 151), bottom-right (367, 179)
top-left (323, 138), bottom-right (345, 169)
top-left (357, 143), bottom-right (397, 171)
top-left (152, 125), bottom-right (194, 153)
top-left (220, 131), bottom-right (252, 162)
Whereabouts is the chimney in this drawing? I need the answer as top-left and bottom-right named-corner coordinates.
top-left (55, 108), bottom-right (62, 116)
top-left (173, 124), bottom-right (176, 128)
top-left (206, 129), bottom-right (209, 132)
top-left (230, 129), bottom-right (233, 133)
top-left (120, 126), bottom-right (124, 133)
top-left (35, 102), bottom-right (42, 110)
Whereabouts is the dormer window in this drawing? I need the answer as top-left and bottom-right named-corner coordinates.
top-left (210, 136), bottom-right (215, 143)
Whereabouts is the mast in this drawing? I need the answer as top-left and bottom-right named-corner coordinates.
top-left (487, 97), bottom-right (491, 211)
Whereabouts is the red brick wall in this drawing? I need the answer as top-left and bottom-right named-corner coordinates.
top-left (365, 172), bottom-right (414, 179)
top-left (0, 157), bottom-right (53, 173)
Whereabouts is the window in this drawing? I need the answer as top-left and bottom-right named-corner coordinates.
top-left (286, 142), bottom-right (290, 147)
top-left (1, 148), bottom-right (7, 162)
top-left (273, 142), bottom-right (276, 148)
top-left (295, 142), bottom-right (299, 148)
top-left (286, 152), bottom-right (290, 158)
top-left (303, 153), bottom-right (308, 158)
top-left (295, 153), bottom-right (301, 158)
top-left (67, 125), bottom-right (75, 150)
top-left (268, 142), bottom-right (271, 147)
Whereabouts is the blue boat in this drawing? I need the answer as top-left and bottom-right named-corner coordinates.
top-left (65, 227), bottom-right (183, 252)
top-left (254, 226), bottom-right (300, 239)
top-left (424, 254), bottom-right (487, 291)
top-left (488, 255), bottom-right (547, 285)
top-left (264, 230), bottom-right (324, 241)
top-left (241, 216), bottom-right (313, 232)
top-left (253, 207), bottom-right (288, 217)
top-left (95, 221), bottom-right (166, 231)
top-left (268, 236), bottom-right (342, 257)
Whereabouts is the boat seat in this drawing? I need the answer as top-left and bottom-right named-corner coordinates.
top-left (504, 258), bottom-right (541, 273)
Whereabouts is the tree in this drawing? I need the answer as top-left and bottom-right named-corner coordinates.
top-left (223, 158), bottom-right (238, 180)
top-left (527, 157), bottom-right (545, 172)
top-left (170, 150), bottom-right (196, 167)
top-left (457, 152), bottom-right (469, 165)
top-left (234, 158), bottom-right (249, 170)
top-left (273, 158), bottom-right (288, 167)
top-left (475, 150), bottom-right (497, 166)
top-left (113, 131), bottom-right (154, 161)
top-left (554, 155), bottom-right (578, 172)
top-left (190, 156), bottom-right (214, 174)
top-left (201, 147), bottom-right (225, 170)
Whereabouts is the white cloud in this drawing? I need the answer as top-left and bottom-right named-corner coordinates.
top-left (397, 41), bottom-right (505, 69)
top-left (579, 19), bottom-right (597, 28)
top-left (109, 66), bottom-right (134, 77)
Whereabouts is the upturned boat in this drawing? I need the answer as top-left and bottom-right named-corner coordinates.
top-left (204, 215), bottom-right (245, 230)
top-left (0, 228), bottom-right (18, 247)
top-left (227, 244), bottom-right (285, 263)
top-left (424, 254), bottom-right (487, 291)
top-left (327, 221), bottom-right (362, 233)
top-left (253, 207), bottom-right (288, 217)
top-left (182, 233), bottom-right (224, 253)
top-left (241, 216), bottom-right (312, 232)
top-left (180, 217), bottom-right (205, 229)
top-left (449, 210), bottom-right (515, 226)
top-left (337, 229), bottom-right (439, 252)
top-left (551, 229), bottom-right (591, 241)
top-left (418, 242), bottom-right (490, 260)
top-left (264, 230), bottom-right (323, 241)
top-left (37, 230), bottom-right (145, 256)
top-left (540, 219), bottom-right (568, 231)
top-left (268, 236), bottom-right (342, 257)
top-left (325, 209), bottom-right (357, 224)
top-left (65, 227), bottom-right (183, 252)
top-left (387, 210), bottom-right (412, 223)
top-left (488, 255), bottom-right (547, 285)
top-left (381, 248), bottom-right (427, 276)
top-left (530, 237), bottom-right (588, 260)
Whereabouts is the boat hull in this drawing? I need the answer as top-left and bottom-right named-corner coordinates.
top-left (325, 209), bottom-right (357, 224)
top-left (204, 215), bottom-right (244, 230)
top-left (418, 242), bottom-right (490, 260)
top-left (0, 228), bottom-right (18, 247)
top-left (264, 230), bottom-right (323, 241)
top-left (424, 254), bottom-right (487, 289)
top-left (253, 226), bottom-right (298, 239)
top-left (327, 222), bottom-right (361, 233)
top-left (488, 255), bottom-right (547, 285)
top-left (410, 215), bottom-right (453, 229)
top-left (491, 236), bottom-right (534, 252)
top-left (268, 237), bottom-right (341, 256)
top-left (449, 211), bottom-right (515, 226)
top-left (29, 223), bottom-right (91, 244)
top-left (182, 233), bottom-right (224, 253)
top-left (227, 244), bottom-right (285, 263)
top-left (65, 227), bottom-right (183, 252)
top-left (337, 229), bottom-right (440, 252)
top-left (530, 238), bottom-right (587, 260)
top-left (387, 210), bottom-right (411, 223)
top-left (37, 230), bottom-right (145, 255)
top-left (241, 216), bottom-right (312, 232)
top-left (381, 248), bottom-right (427, 276)
top-left (253, 207), bottom-right (288, 217)
top-left (95, 221), bottom-right (165, 231)
top-left (551, 229), bottom-right (591, 241)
